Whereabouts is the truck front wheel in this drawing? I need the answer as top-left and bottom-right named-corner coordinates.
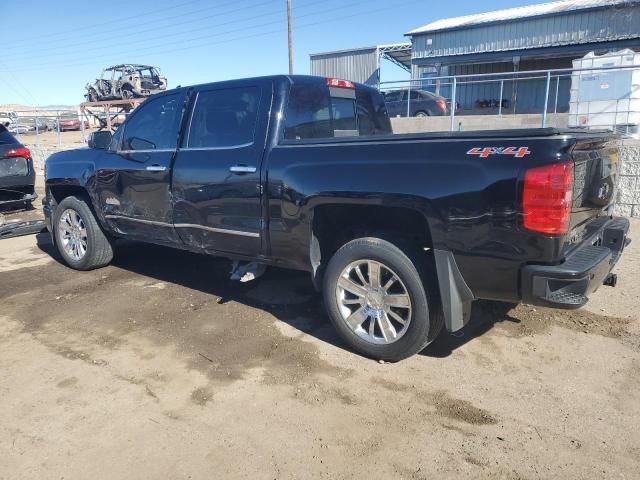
top-left (323, 237), bottom-right (443, 361)
top-left (53, 196), bottom-right (114, 271)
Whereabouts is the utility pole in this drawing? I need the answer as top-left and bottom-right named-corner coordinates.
top-left (287, 0), bottom-right (293, 74)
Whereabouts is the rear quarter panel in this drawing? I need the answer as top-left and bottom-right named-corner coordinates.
top-left (266, 134), bottom-right (576, 301)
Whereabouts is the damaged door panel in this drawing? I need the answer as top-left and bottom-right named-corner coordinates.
top-left (171, 81), bottom-right (269, 256)
top-left (95, 92), bottom-right (186, 243)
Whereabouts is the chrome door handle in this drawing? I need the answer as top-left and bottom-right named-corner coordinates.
top-left (146, 165), bottom-right (167, 172)
top-left (229, 165), bottom-right (257, 174)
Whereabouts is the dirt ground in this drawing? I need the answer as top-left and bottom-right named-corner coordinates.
top-left (15, 129), bottom-right (86, 148)
top-left (0, 210), bottom-right (639, 479)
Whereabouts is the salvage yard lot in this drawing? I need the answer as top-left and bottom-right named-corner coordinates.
top-left (1, 221), bottom-right (639, 479)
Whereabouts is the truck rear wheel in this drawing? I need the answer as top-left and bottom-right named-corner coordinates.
top-left (53, 196), bottom-right (113, 271)
top-left (323, 237), bottom-right (443, 361)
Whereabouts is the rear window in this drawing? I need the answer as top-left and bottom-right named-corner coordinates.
top-left (283, 82), bottom-right (391, 140)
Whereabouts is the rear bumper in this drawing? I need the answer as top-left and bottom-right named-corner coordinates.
top-left (521, 216), bottom-right (630, 309)
top-left (0, 180), bottom-right (36, 206)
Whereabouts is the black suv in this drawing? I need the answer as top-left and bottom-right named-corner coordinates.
top-left (0, 125), bottom-right (36, 209)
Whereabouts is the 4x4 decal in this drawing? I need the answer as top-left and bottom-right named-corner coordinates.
top-left (467, 147), bottom-right (531, 158)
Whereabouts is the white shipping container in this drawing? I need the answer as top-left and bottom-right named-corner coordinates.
top-left (569, 49), bottom-right (640, 137)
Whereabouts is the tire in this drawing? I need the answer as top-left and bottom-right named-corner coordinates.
top-left (121, 88), bottom-right (133, 100)
top-left (415, 111), bottom-right (430, 118)
top-left (53, 196), bottom-right (113, 270)
top-left (88, 90), bottom-right (98, 103)
top-left (323, 237), bottom-right (444, 361)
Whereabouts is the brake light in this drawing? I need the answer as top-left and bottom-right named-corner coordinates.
top-left (436, 99), bottom-right (447, 111)
top-left (3, 146), bottom-right (31, 159)
top-left (523, 162), bottom-right (573, 234)
top-left (326, 78), bottom-right (355, 89)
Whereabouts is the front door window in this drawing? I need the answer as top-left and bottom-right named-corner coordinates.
top-left (122, 94), bottom-right (182, 151)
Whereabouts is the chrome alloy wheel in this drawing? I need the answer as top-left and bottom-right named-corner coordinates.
top-left (336, 260), bottom-right (412, 345)
top-left (58, 208), bottom-right (88, 261)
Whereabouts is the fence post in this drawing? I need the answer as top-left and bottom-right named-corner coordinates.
top-left (80, 111), bottom-right (86, 144)
top-left (35, 111), bottom-right (40, 146)
top-left (407, 81), bottom-right (412, 118)
top-left (553, 75), bottom-right (560, 123)
top-left (542, 71), bottom-right (551, 128)
top-left (449, 76), bottom-right (457, 132)
top-left (498, 79), bottom-right (504, 116)
top-left (56, 111), bottom-right (61, 146)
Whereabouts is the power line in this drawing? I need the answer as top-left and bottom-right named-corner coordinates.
top-left (2, 0), bottom-right (271, 60)
top-left (4, 0), bottom-right (377, 71)
top-left (4, 0), bottom-right (320, 63)
top-left (0, 60), bottom-right (40, 106)
top-left (24, 0), bottom-right (204, 43)
top-left (0, 77), bottom-right (33, 106)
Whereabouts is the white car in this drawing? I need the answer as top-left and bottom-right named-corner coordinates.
top-left (8, 123), bottom-right (33, 135)
top-left (0, 111), bottom-right (17, 127)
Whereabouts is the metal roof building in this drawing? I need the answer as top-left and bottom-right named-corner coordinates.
top-left (407, 0), bottom-right (640, 113)
top-left (309, 44), bottom-right (412, 87)
top-left (409, 0), bottom-right (640, 64)
top-left (309, 1), bottom-right (640, 113)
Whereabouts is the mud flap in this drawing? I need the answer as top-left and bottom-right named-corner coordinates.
top-left (433, 249), bottom-right (474, 332)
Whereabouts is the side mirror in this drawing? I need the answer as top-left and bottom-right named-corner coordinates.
top-left (88, 131), bottom-right (112, 150)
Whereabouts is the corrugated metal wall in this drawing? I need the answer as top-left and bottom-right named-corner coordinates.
top-left (310, 48), bottom-right (379, 86)
top-left (444, 58), bottom-right (574, 113)
top-left (412, 4), bottom-right (640, 60)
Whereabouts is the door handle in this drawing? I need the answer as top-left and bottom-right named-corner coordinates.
top-left (229, 165), bottom-right (257, 174)
top-left (146, 165), bottom-right (167, 172)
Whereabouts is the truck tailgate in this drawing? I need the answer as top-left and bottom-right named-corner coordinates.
top-left (570, 135), bottom-right (619, 233)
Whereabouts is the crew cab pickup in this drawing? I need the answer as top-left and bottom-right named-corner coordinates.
top-left (43, 75), bottom-right (630, 361)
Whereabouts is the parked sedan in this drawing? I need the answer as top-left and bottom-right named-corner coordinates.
top-left (21, 117), bottom-right (50, 132)
top-left (57, 117), bottom-right (89, 131)
top-left (0, 125), bottom-right (36, 209)
top-left (384, 88), bottom-right (450, 117)
top-left (8, 123), bottom-right (33, 135)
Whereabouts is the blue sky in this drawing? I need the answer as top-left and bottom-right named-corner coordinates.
top-left (0, 0), bottom-right (546, 105)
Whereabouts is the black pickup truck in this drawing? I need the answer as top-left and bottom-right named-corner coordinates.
top-left (44, 75), bottom-right (630, 361)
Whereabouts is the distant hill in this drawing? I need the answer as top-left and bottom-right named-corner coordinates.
top-left (0, 103), bottom-right (78, 112)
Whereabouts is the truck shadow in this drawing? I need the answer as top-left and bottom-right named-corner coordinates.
top-left (423, 301), bottom-right (521, 358)
top-left (36, 235), bottom-right (521, 359)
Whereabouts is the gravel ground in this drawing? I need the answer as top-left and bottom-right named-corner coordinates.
top-left (0, 218), bottom-right (638, 480)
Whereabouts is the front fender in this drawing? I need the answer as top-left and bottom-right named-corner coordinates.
top-left (45, 148), bottom-right (102, 213)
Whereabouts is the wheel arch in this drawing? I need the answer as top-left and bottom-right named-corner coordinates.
top-left (310, 200), bottom-right (474, 332)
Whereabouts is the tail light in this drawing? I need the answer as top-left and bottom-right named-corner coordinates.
top-left (326, 78), bottom-right (355, 89)
top-left (436, 99), bottom-right (447, 111)
top-left (523, 162), bottom-right (573, 234)
top-left (3, 146), bottom-right (31, 159)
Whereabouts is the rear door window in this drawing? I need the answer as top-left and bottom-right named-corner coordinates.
top-left (187, 86), bottom-right (260, 148)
